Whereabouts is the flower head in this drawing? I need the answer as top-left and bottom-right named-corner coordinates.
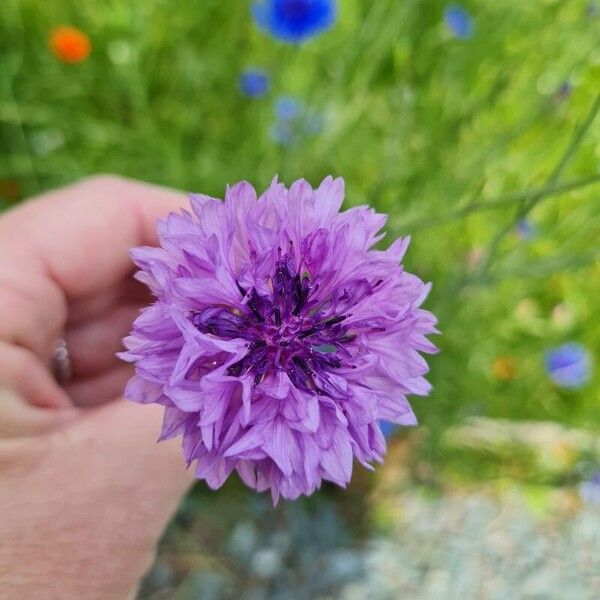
top-left (270, 96), bottom-right (324, 145)
top-left (271, 96), bottom-right (302, 145)
top-left (492, 356), bottom-right (517, 381)
top-left (545, 342), bottom-right (592, 389)
top-left (379, 421), bottom-right (399, 439)
top-left (240, 69), bottom-right (270, 98)
top-left (515, 218), bottom-right (536, 240)
top-left (120, 177), bottom-right (438, 502)
top-left (587, 3), bottom-right (600, 18)
top-left (49, 26), bottom-right (91, 63)
top-left (579, 471), bottom-right (600, 505)
top-left (275, 96), bottom-right (303, 120)
top-left (444, 5), bottom-right (474, 40)
top-left (253, 0), bottom-right (337, 43)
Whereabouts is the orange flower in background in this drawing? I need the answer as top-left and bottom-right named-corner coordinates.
top-left (492, 357), bottom-right (517, 381)
top-left (49, 26), bottom-right (91, 63)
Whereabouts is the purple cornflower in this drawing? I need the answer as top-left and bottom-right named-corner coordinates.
top-left (240, 69), bottom-right (270, 98)
top-left (444, 5), bottom-right (474, 39)
top-left (253, 0), bottom-right (337, 43)
top-left (119, 177), bottom-right (438, 503)
top-left (545, 343), bottom-right (592, 389)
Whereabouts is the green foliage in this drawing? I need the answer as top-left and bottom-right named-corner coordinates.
top-left (1, 0), bottom-right (599, 462)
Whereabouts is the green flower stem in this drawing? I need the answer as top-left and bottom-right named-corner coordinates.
top-left (471, 92), bottom-right (600, 283)
top-left (400, 174), bottom-right (600, 232)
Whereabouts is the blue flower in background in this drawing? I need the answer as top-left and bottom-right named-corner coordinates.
top-left (271, 96), bottom-right (302, 145)
top-left (275, 95), bottom-right (303, 120)
top-left (239, 69), bottom-right (270, 98)
top-left (253, 0), bottom-right (337, 43)
top-left (545, 343), bottom-right (592, 389)
top-left (579, 471), bottom-right (600, 505)
top-left (515, 218), bottom-right (536, 240)
top-left (379, 421), bottom-right (399, 439)
top-left (444, 5), bottom-right (474, 39)
top-left (270, 95), bottom-right (325, 145)
top-left (587, 3), bottom-right (600, 18)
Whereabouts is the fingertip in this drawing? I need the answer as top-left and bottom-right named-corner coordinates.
top-left (0, 341), bottom-right (72, 410)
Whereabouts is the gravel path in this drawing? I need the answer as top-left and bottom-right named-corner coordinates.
top-left (141, 490), bottom-right (599, 600)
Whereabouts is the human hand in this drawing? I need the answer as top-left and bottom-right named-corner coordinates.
top-left (0, 176), bottom-right (193, 599)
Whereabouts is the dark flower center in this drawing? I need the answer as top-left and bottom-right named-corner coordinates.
top-left (191, 246), bottom-right (366, 398)
top-left (278, 0), bottom-right (312, 22)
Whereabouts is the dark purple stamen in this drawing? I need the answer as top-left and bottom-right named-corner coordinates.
top-left (298, 314), bottom-right (347, 339)
top-left (323, 315), bottom-right (347, 327)
top-left (227, 340), bottom-right (268, 377)
top-left (192, 307), bottom-right (247, 338)
top-left (191, 248), bottom-right (375, 398)
top-left (247, 289), bottom-right (268, 322)
top-left (292, 275), bottom-right (311, 316)
top-left (288, 355), bottom-right (317, 393)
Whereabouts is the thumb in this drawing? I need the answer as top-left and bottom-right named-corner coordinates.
top-left (0, 399), bottom-right (193, 598)
top-left (69, 398), bottom-right (194, 520)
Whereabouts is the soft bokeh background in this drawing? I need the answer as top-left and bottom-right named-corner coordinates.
top-left (1, 1), bottom-right (599, 598)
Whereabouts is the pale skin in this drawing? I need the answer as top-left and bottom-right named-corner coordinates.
top-left (0, 176), bottom-right (194, 599)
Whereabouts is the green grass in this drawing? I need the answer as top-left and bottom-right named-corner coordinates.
top-left (1, 0), bottom-right (599, 461)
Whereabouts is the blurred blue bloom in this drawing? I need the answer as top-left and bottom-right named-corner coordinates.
top-left (545, 343), bottom-right (592, 389)
top-left (379, 421), bottom-right (399, 439)
top-left (270, 96), bottom-right (325, 145)
top-left (253, 0), bottom-right (337, 43)
top-left (579, 471), bottom-right (600, 505)
top-left (275, 95), bottom-right (303, 120)
top-left (587, 3), bottom-right (600, 18)
top-left (516, 218), bottom-right (536, 240)
top-left (239, 69), bottom-right (270, 97)
top-left (269, 120), bottom-right (294, 145)
top-left (444, 5), bottom-right (474, 39)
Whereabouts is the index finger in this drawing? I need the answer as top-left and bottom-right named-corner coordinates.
top-left (0, 175), bottom-right (186, 362)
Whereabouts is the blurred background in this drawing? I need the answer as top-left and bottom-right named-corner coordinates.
top-left (1, 1), bottom-right (599, 598)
